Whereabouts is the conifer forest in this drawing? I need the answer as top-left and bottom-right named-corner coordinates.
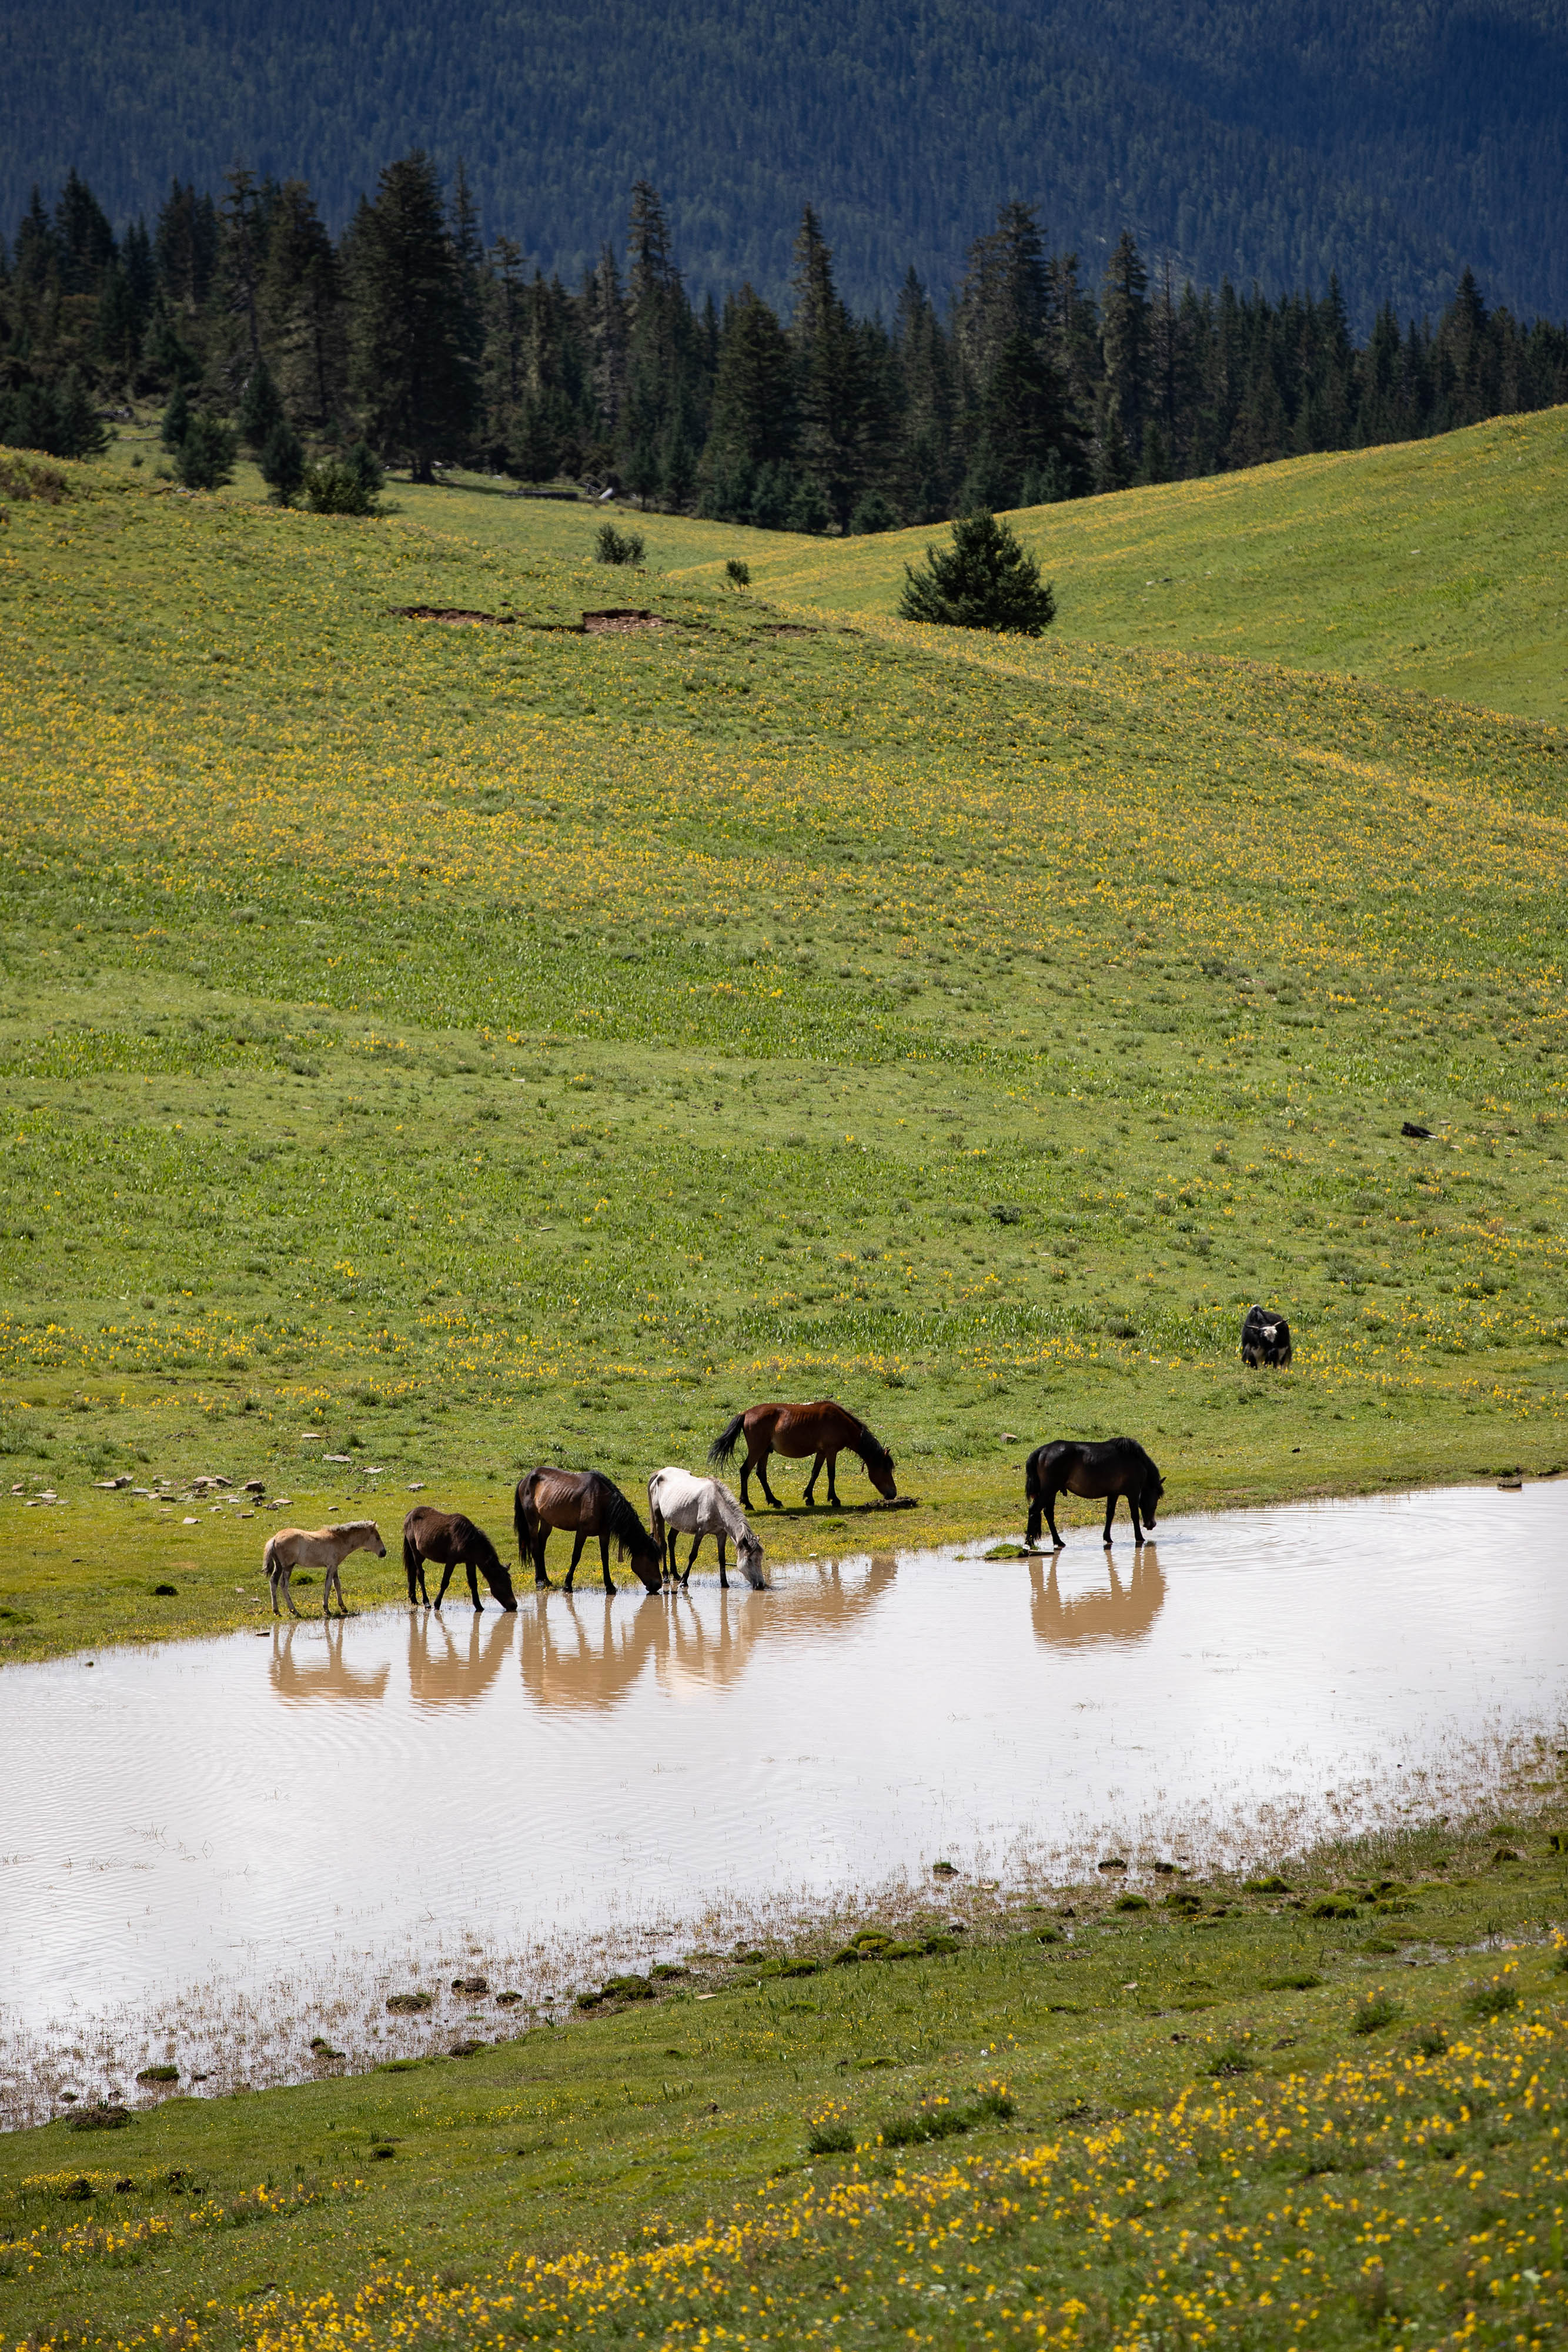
top-left (5, 159), bottom-right (1566, 526)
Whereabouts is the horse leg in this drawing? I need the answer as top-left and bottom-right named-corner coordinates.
top-left (684, 1532), bottom-right (702, 1589)
top-left (282, 1565), bottom-right (302, 1619)
top-left (825, 1449), bottom-right (842, 1508)
top-left (1045, 1487), bottom-right (1065, 1548)
top-left (403, 1538), bottom-right (422, 1606)
top-left (1128, 1498), bottom-right (1145, 1544)
top-left (467, 1558), bottom-right (483, 1612)
top-left (803, 1451), bottom-right (823, 1505)
top-left (322, 1562), bottom-right (336, 1618)
top-left (1103, 1494), bottom-right (1118, 1546)
top-left (433, 1560), bottom-right (456, 1608)
top-left (717, 1534), bottom-right (728, 1592)
top-left (269, 1565), bottom-right (282, 1617)
top-left (564, 1531), bottom-right (587, 1593)
top-left (533, 1529), bottom-right (551, 1589)
top-left (755, 1443), bottom-right (783, 1509)
top-left (600, 1532), bottom-right (614, 1598)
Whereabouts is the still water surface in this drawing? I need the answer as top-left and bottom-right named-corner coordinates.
top-left (1, 1481), bottom-right (1564, 2093)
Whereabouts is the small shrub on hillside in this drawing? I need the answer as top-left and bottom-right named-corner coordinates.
top-left (259, 419), bottom-right (306, 506)
top-left (596, 521), bottom-right (644, 565)
top-left (724, 557), bottom-right (751, 587)
top-left (1350, 1990), bottom-right (1400, 2034)
top-left (1464, 1977), bottom-right (1521, 2022)
top-left (303, 453), bottom-right (379, 514)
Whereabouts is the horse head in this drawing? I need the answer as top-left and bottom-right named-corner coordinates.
top-left (863, 1436), bottom-right (898, 1501)
top-left (1141, 1461), bottom-right (1165, 1531)
top-left (482, 1550), bottom-right (519, 1611)
top-left (737, 1530), bottom-right (767, 1589)
top-left (630, 1533), bottom-right (665, 1596)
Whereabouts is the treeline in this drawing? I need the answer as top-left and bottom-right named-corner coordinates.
top-left (4, 155), bottom-right (1566, 530)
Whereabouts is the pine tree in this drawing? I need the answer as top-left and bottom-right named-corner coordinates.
top-left (260, 181), bottom-right (348, 433)
top-left (898, 510), bottom-right (1055, 634)
top-left (790, 206), bottom-right (863, 527)
top-left (349, 151), bottom-right (478, 482)
top-left (259, 416), bottom-right (306, 504)
top-left (238, 355), bottom-right (284, 451)
top-left (1100, 231), bottom-right (1149, 452)
top-left (698, 284), bottom-right (795, 516)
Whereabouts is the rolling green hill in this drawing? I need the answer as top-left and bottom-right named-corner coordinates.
top-left (659, 407), bottom-right (1568, 724)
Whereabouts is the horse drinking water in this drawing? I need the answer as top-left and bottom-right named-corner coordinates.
top-left (263, 1521), bottom-right (386, 1618)
top-left (1024, 1438), bottom-right (1164, 1550)
top-left (402, 1506), bottom-right (517, 1611)
top-left (648, 1467), bottom-right (765, 1589)
top-left (514, 1468), bottom-right (664, 1595)
top-left (708, 1398), bottom-right (897, 1511)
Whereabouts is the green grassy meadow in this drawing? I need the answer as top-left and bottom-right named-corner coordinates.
top-left (2, 430), bottom-right (1567, 1658)
top-left (4, 417), bottom-right (1568, 2341)
top-left (3, 1808), bottom-right (1567, 2350)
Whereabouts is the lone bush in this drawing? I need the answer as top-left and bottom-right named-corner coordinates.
top-left (595, 520), bottom-right (644, 565)
top-left (303, 453), bottom-right (379, 515)
top-left (259, 419), bottom-right (306, 506)
top-left (898, 510), bottom-right (1055, 636)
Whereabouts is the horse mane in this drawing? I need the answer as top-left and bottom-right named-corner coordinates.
top-left (597, 1473), bottom-right (656, 1561)
top-left (849, 1414), bottom-right (894, 1474)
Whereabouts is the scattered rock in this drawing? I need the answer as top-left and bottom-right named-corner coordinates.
top-left (95, 1476), bottom-right (133, 1489)
top-left (1400, 1121), bottom-right (1432, 1140)
top-left (1098, 1857), bottom-right (1129, 1873)
top-left (450, 1975), bottom-right (489, 1997)
top-left (325, 1454), bottom-right (352, 1465)
top-left (495, 1990), bottom-right (524, 2006)
top-left (68, 2103), bottom-right (133, 2133)
top-left (386, 1990), bottom-right (433, 2015)
top-left (449, 2038), bottom-right (486, 2057)
top-left (243, 1478), bottom-right (266, 1495)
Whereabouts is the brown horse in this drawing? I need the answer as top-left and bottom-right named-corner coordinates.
top-left (1024, 1438), bottom-right (1164, 1549)
top-left (513, 1468), bottom-right (663, 1595)
top-left (402, 1506), bottom-right (518, 1611)
top-left (708, 1398), bottom-right (897, 1510)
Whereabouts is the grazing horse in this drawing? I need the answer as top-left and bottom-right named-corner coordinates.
top-left (263, 1520), bottom-right (385, 1618)
top-left (514, 1468), bottom-right (663, 1595)
top-left (708, 1398), bottom-right (897, 1511)
top-left (402, 1505), bottom-right (517, 1611)
top-left (1025, 1438), bottom-right (1164, 1550)
top-left (648, 1467), bottom-right (765, 1591)
top-left (1241, 1304), bottom-right (1293, 1368)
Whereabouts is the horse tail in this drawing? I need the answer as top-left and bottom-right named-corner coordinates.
top-left (708, 1412), bottom-right (746, 1470)
top-left (513, 1479), bottom-right (533, 1567)
top-left (648, 1478), bottom-right (666, 1553)
top-left (262, 1532), bottom-right (278, 1578)
top-left (1024, 1448), bottom-right (1044, 1547)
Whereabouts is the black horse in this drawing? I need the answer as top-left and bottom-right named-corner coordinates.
top-left (1025, 1438), bottom-right (1164, 1549)
top-left (402, 1506), bottom-right (518, 1611)
top-left (1241, 1305), bottom-right (1293, 1367)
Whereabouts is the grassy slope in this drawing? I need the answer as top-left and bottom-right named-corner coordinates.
top-left (2, 440), bottom-right (1567, 1659)
top-left (2, 1809), bottom-right (1566, 2350)
top-left (658, 409), bottom-right (1567, 724)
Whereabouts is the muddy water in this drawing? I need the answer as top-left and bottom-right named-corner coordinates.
top-left (1, 1481), bottom-right (1564, 2110)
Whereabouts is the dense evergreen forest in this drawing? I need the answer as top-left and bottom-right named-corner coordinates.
top-left (2, 0), bottom-right (1565, 326)
top-left (4, 158), bottom-right (1565, 532)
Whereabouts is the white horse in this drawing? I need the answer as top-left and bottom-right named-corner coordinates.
top-left (647, 1468), bottom-right (765, 1591)
top-left (262, 1521), bottom-right (386, 1618)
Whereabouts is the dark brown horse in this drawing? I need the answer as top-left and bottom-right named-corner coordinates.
top-left (708, 1398), bottom-right (897, 1510)
top-left (514, 1468), bottom-right (663, 1595)
top-left (402, 1506), bottom-right (518, 1611)
top-left (1025, 1438), bottom-right (1164, 1549)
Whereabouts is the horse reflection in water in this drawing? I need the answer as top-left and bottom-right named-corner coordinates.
top-left (1028, 1547), bottom-right (1165, 1650)
top-left (517, 1554), bottom-right (900, 1712)
top-left (268, 1618), bottom-right (392, 1705)
top-left (407, 1605), bottom-right (519, 1708)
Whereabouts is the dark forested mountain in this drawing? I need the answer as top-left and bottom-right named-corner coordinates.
top-left (1, 0), bottom-right (1564, 327)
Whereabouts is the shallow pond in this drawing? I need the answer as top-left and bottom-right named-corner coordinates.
top-left (1, 1480), bottom-right (1564, 2119)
